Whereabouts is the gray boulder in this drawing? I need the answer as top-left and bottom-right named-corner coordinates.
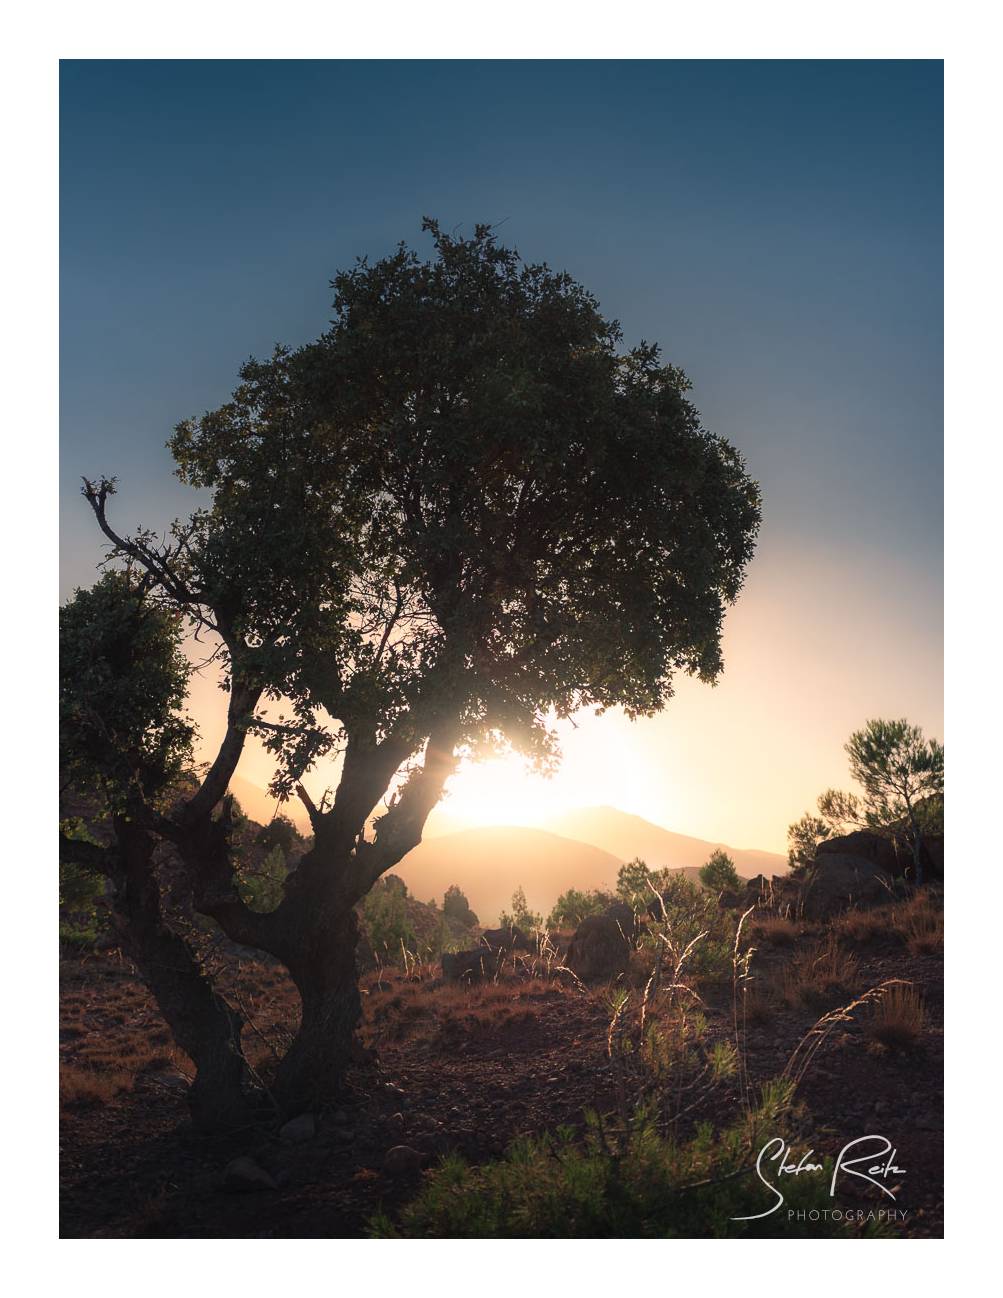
top-left (566, 914), bottom-right (630, 981)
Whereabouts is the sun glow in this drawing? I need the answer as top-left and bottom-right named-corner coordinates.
top-left (440, 757), bottom-right (569, 829)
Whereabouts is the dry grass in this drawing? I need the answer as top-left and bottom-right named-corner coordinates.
top-left (60, 1062), bottom-right (136, 1107)
top-left (831, 892), bottom-right (943, 956)
top-left (865, 983), bottom-right (926, 1051)
top-left (360, 967), bottom-right (569, 1047)
top-left (750, 914), bottom-right (801, 948)
top-left (894, 895), bottom-right (943, 956)
top-left (781, 935), bottom-right (861, 1010)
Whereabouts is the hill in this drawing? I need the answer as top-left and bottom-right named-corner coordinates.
top-left (543, 806), bottom-right (786, 879)
top-left (393, 827), bottom-right (621, 924)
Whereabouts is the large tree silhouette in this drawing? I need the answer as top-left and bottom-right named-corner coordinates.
top-left (64, 220), bottom-right (761, 1124)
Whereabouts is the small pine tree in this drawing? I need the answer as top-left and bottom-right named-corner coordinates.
top-left (699, 849), bottom-right (740, 893)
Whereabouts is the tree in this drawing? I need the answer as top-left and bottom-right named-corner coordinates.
top-left (698, 849), bottom-right (740, 893)
top-left (72, 219), bottom-right (761, 1123)
top-left (787, 719), bottom-right (943, 886)
top-left (785, 813), bottom-right (829, 869)
top-left (547, 887), bottom-right (612, 930)
top-left (499, 885), bottom-right (543, 933)
top-left (844, 719), bottom-right (943, 886)
top-left (442, 884), bottom-right (479, 928)
top-left (60, 572), bottom-right (253, 1128)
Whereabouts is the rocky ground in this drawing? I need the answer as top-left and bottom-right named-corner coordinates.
top-left (59, 906), bottom-right (943, 1238)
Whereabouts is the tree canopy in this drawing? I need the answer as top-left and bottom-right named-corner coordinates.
top-left (67, 219), bottom-right (763, 1119)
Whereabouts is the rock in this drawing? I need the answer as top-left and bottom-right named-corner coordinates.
top-left (602, 900), bottom-right (639, 943)
top-left (388, 1111), bottom-right (406, 1135)
top-left (333, 1127), bottom-right (355, 1144)
top-left (331, 1108), bottom-right (351, 1126)
top-left (279, 1113), bottom-right (316, 1144)
top-left (801, 852), bottom-right (894, 917)
top-left (816, 831), bottom-right (905, 877)
top-left (566, 913), bottom-right (630, 981)
top-left (479, 925), bottom-right (535, 953)
top-left (442, 947), bottom-right (499, 982)
top-left (383, 1144), bottom-right (425, 1176)
top-left (222, 1156), bottom-right (278, 1193)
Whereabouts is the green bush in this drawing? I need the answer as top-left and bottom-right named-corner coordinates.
top-left (699, 849), bottom-right (741, 893)
top-left (547, 887), bottom-right (613, 930)
top-left (498, 885), bottom-right (542, 933)
top-left (372, 1095), bottom-right (884, 1238)
top-left (59, 851), bottom-right (106, 948)
top-left (360, 874), bottom-right (418, 962)
top-left (646, 871), bottom-right (736, 981)
top-left (235, 845), bottom-right (288, 913)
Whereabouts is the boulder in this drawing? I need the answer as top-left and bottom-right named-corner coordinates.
top-left (566, 913), bottom-right (630, 981)
top-left (816, 831), bottom-right (904, 877)
top-left (222, 1156), bottom-right (277, 1193)
top-left (383, 1145), bottom-right (425, 1176)
top-left (480, 925), bottom-right (535, 952)
top-left (800, 853), bottom-right (894, 918)
top-left (441, 948), bottom-right (498, 982)
top-left (279, 1113), bottom-right (316, 1144)
top-left (602, 900), bottom-right (639, 942)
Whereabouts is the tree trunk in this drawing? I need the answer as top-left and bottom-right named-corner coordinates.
top-left (272, 905), bottom-right (363, 1114)
top-left (112, 819), bottom-right (255, 1131)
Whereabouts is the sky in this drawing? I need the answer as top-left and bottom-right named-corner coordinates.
top-left (60, 60), bottom-right (943, 853)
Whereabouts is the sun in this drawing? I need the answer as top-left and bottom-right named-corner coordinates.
top-left (441, 756), bottom-right (565, 828)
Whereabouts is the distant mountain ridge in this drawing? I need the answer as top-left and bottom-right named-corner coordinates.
top-left (393, 826), bottom-right (621, 924)
top-left (543, 806), bottom-right (787, 880)
top-left (226, 778), bottom-right (787, 921)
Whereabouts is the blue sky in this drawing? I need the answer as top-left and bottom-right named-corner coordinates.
top-left (59, 60), bottom-right (943, 848)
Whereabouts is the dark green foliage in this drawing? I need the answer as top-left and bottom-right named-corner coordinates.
top-left (254, 814), bottom-right (302, 856)
top-left (699, 849), bottom-right (741, 893)
top-left (360, 874), bottom-right (418, 960)
top-left (616, 858), bottom-right (675, 908)
top-left (235, 845), bottom-right (288, 914)
top-left (498, 885), bottom-right (542, 933)
top-left (547, 887), bottom-right (614, 930)
top-left (788, 718), bottom-right (944, 883)
top-left (442, 883), bottom-right (478, 928)
top-left (169, 219), bottom-right (761, 791)
top-left (59, 853), bottom-right (106, 946)
top-left (647, 872), bottom-right (735, 980)
top-left (371, 1099), bottom-right (883, 1238)
top-left (60, 571), bottom-right (196, 807)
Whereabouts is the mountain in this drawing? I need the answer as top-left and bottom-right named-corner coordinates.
top-left (543, 806), bottom-right (787, 879)
top-left (393, 826), bottom-right (621, 925)
top-left (227, 776), bottom-right (467, 840)
top-left (228, 775), bottom-right (307, 830)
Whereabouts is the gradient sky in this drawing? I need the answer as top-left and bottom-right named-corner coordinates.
top-left (60, 60), bottom-right (943, 852)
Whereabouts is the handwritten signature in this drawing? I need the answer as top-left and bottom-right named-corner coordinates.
top-left (732, 1135), bottom-right (906, 1221)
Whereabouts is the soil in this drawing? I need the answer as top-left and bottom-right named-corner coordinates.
top-left (59, 927), bottom-right (943, 1238)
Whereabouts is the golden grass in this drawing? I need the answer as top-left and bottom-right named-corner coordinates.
top-left (865, 983), bottom-right (926, 1051)
top-left (781, 935), bottom-right (861, 1010)
top-left (750, 914), bottom-right (800, 948)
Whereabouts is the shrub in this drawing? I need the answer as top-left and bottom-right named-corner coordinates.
top-left (442, 884), bottom-right (479, 929)
top-left (699, 849), bottom-right (741, 893)
top-left (750, 914), bottom-right (800, 947)
top-left (866, 984), bottom-right (925, 1051)
top-left (360, 875), bottom-right (418, 962)
top-left (371, 1094), bottom-right (882, 1238)
top-left (646, 872), bottom-right (735, 982)
top-left (781, 936), bottom-right (860, 1010)
top-left (547, 887), bottom-right (613, 930)
top-left (235, 845), bottom-right (288, 913)
top-left (498, 886), bottom-right (542, 933)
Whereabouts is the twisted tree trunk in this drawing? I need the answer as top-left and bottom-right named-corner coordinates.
top-left (107, 820), bottom-right (255, 1131)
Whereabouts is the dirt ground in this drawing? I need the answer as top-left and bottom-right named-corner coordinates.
top-left (59, 925), bottom-right (943, 1238)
